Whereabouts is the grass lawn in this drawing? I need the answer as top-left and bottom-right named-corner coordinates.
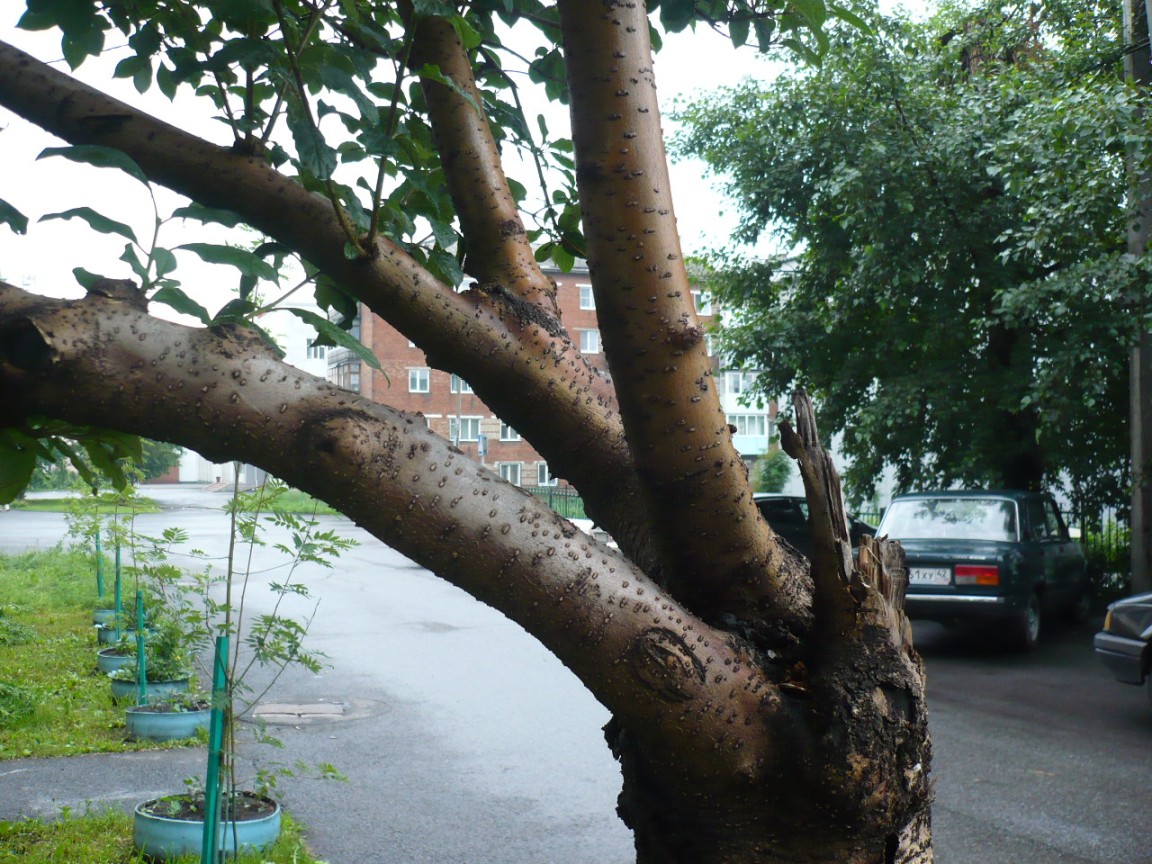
top-left (11, 499), bottom-right (163, 513)
top-left (0, 807), bottom-right (317, 863)
top-left (0, 546), bottom-right (326, 864)
top-left (235, 488), bottom-right (341, 516)
top-left (0, 546), bottom-right (191, 759)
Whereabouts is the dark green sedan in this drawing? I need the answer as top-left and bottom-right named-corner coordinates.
top-left (877, 490), bottom-right (1089, 650)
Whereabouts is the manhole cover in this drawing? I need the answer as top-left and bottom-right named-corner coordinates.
top-left (252, 702), bottom-right (346, 725)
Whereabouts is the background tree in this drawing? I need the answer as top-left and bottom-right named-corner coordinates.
top-left (674, 0), bottom-right (1147, 512)
top-left (0, 2), bottom-right (932, 862)
top-left (753, 447), bottom-right (793, 493)
top-left (139, 439), bottom-right (182, 480)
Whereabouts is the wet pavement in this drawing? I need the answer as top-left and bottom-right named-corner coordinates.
top-left (0, 485), bottom-right (634, 863)
top-left (2, 485), bottom-right (1150, 863)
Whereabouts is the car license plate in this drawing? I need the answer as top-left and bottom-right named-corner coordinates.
top-left (909, 567), bottom-right (951, 586)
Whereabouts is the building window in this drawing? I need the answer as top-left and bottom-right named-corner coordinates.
top-left (409, 368), bottom-right (430, 393)
top-left (449, 415), bottom-right (482, 443)
top-left (499, 462), bottom-right (522, 486)
top-left (692, 290), bottom-right (713, 315)
top-left (306, 340), bottom-right (326, 360)
top-left (450, 374), bottom-right (474, 394)
top-left (579, 329), bottom-right (601, 354)
top-left (330, 361), bottom-right (360, 393)
top-left (537, 462), bottom-right (558, 486)
top-left (727, 413), bottom-right (768, 438)
top-left (500, 422), bottom-right (520, 442)
top-left (578, 284), bottom-right (595, 310)
top-left (724, 371), bottom-right (757, 395)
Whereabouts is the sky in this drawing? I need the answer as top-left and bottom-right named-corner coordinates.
top-left (0, 10), bottom-right (778, 313)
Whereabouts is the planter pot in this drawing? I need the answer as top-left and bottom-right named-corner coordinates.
top-left (96, 647), bottom-right (134, 675)
top-left (134, 792), bottom-right (281, 860)
top-left (92, 608), bottom-right (117, 626)
top-left (96, 624), bottom-right (156, 645)
top-left (110, 676), bottom-right (190, 703)
top-left (125, 700), bottom-right (210, 742)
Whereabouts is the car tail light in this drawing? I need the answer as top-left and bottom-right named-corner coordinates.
top-left (954, 564), bottom-right (1000, 586)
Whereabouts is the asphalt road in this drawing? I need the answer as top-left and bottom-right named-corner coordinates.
top-left (1, 486), bottom-right (1149, 863)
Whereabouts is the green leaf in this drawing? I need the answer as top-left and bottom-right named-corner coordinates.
top-left (285, 308), bottom-right (382, 370)
top-left (39, 207), bottom-right (138, 242)
top-left (0, 430), bottom-right (38, 505)
top-left (0, 198), bottom-right (28, 235)
top-left (152, 247), bottom-right (178, 278)
top-left (827, 4), bottom-right (871, 34)
top-left (61, 21), bottom-right (106, 70)
top-left (38, 145), bottom-right (150, 185)
top-left (211, 298), bottom-right (259, 324)
top-left (120, 244), bottom-right (149, 281)
top-left (753, 17), bottom-right (776, 48)
top-left (72, 267), bottom-right (103, 290)
top-left (177, 243), bottom-right (279, 282)
top-left (730, 16), bottom-right (750, 49)
top-left (789, 0), bottom-right (828, 28)
top-left (659, 0), bottom-right (697, 32)
top-left (170, 204), bottom-right (247, 228)
top-left (414, 63), bottom-right (482, 116)
top-left (150, 285), bottom-right (212, 324)
top-left (285, 98), bottom-right (337, 182)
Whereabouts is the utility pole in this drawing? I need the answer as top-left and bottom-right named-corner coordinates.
top-left (1125, 0), bottom-right (1152, 593)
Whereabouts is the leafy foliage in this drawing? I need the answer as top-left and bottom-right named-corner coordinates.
top-left (673, 0), bottom-right (1144, 510)
top-left (753, 447), bottom-right (793, 493)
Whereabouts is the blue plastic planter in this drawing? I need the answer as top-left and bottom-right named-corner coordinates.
top-left (125, 702), bottom-right (210, 741)
top-left (133, 793), bottom-right (281, 860)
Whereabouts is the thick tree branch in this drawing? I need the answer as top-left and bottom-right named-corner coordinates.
top-left (0, 281), bottom-right (785, 779)
top-left (408, 11), bottom-right (560, 311)
top-left (0, 38), bottom-right (643, 565)
top-left (558, 0), bottom-right (808, 630)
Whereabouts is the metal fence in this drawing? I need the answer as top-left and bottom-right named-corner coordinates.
top-left (527, 485), bottom-right (587, 520)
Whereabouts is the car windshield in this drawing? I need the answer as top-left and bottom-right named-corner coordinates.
top-left (880, 498), bottom-right (1018, 542)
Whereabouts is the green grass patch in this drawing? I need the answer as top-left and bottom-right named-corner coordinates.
top-left (0, 808), bottom-right (322, 864)
top-left (0, 547), bottom-right (193, 760)
top-left (11, 497), bottom-right (162, 514)
top-left (232, 488), bottom-right (341, 516)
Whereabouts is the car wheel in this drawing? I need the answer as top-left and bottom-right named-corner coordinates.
top-left (1008, 594), bottom-right (1042, 651)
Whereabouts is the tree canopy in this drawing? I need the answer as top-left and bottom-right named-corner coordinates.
top-left (673, 0), bottom-right (1146, 510)
top-left (0, 2), bottom-right (935, 861)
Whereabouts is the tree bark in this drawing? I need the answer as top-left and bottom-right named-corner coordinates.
top-left (0, 2), bottom-right (935, 859)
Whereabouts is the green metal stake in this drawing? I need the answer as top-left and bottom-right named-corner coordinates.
top-left (135, 591), bottom-right (147, 706)
top-left (114, 542), bottom-right (123, 642)
top-left (95, 530), bottom-right (104, 598)
top-left (202, 635), bottom-right (229, 864)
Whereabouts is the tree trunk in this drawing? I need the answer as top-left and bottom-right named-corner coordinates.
top-left (0, 1), bottom-right (935, 859)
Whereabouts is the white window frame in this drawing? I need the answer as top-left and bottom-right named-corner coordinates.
top-left (450, 374), bottom-right (474, 394)
top-left (306, 341), bottom-right (326, 360)
top-left (727, 413), bottom-right (768, 438)
top-left (499, 462), bottom-right (522, 486)
top-left (692, 289), bottom-right (713, 315)
top-left (500, 422), bottom-right (520, 442)
top-left (449, 415), bottom-right (483, 443)
top-left (579, 329), bottom-right (601, 354)
top-left (578, 283), bottom-right (595, 310)
top-left (408, 367), bottom-right (430, 393)
top-left (724, 370), bottom-right (756, 395)
top-left (537, 462), bottom-right (558, 486)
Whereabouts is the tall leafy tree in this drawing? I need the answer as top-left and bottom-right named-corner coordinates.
top-left (674, 0), bottom-right (1147, 511)
top-left (0, 2), bottom-right (932, 861)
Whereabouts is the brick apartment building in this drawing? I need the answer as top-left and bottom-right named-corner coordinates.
top-left (327, 266), bottom-right (777, 489)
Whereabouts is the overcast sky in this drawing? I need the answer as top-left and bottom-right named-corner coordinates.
top-left (0, 12), bottom-right (777, 310)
